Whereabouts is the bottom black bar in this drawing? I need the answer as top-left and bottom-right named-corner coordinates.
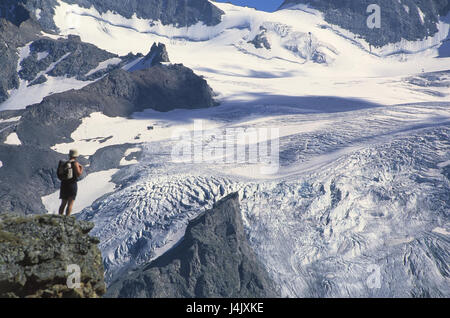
top-left (1, 298), bottom-right (446, 317)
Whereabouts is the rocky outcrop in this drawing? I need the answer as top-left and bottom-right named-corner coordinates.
top-left (248, 27), bottom-right (271, 50)
top-left (279, 0), bottom-right (450, 47)
top-left (0, 18), bottom-right (40, 103)
top-left (18, 34), bottom-right (120, 82)
top-left (145, 42), bottom-right (170, 65)
top-left (65, 0), bottom-right (224, 27)
top-left (1, 0), bottom-right (224, 33)
top-left (0, 145), bottom-right (66, 215)
top-left (0, 1), bottom-right (35, 27)
top-left (0, 214), bottom-right (106, 298)
top-left (106, 193), bottom-right (279, 298)
top-left (1, 25), bottom-right (142, 103)
top-left (128, 42), bottom-right (170, 72)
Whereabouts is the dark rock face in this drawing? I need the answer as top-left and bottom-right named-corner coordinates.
top-left (0, 0), bottom-right (58, 32)
top-left (279, 0), bottom-right (450, 47)
top-left (18, 35), bottom-right (119, 82)
top-left (443, 165), bottom-right (450, 180)
top-left (0, 145), bottom-right (65, 215)
top-left (106, 193), bottom-right (279, 298)
top-left (63, 0), bottom-right (224, 27)
top-left (144, 42), bottom-right (170, 66)
top-left (127, 42), bottom-right (170, 71)
top-left (1, 0), bottom-right (224, 33)
top-left (0, 1), bottom-right (33, 27)
top-left (248, 27), bottom-right (271, 50)
top-left (0, 214), bottom-right (106, 298)
top-left (0, 18), bottom-right (40, 103)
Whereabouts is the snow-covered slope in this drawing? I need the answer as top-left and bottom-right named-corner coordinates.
top-left (49, 0), bottom-right (450, 105)
top-left (2, 1), bottom-right (449, 110)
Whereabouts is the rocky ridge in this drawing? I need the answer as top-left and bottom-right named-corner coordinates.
top-left (279, 0), bottom-right (450, 47)
top-left (0, 0), bottom-right (224, 33)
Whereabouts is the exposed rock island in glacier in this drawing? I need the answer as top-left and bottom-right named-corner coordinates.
top-left (106, 193), bottom-right (279, 298)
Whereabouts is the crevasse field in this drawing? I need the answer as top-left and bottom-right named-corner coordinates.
top-left (7, 1), bottom-right (449, 297)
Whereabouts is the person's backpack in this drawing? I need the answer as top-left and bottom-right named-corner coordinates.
top-left (57, 160), bottom-right (74, 181)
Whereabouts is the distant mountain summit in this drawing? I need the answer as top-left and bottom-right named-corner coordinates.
top-left (279, 0), bottom-right (450, 47)
top-left (0, 0), bottom-right (224, 33)
top-left (127, 42), bottom-right (170, 71)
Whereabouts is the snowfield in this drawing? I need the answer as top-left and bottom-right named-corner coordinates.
top-left (13, 0), bottom-right (447, 297)
top-left (4, 132), bottom-right (22, 145)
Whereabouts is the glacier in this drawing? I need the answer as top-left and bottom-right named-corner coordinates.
top-left (77, 100), bottom-right (450, 297)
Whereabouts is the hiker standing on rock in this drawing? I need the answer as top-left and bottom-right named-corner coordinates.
top-left (57, 149), bottom-right (83, 216)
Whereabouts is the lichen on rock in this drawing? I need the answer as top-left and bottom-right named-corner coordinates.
top-left (0, 214), bottom-right (106, 298)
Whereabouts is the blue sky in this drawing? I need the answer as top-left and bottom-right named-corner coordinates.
top-left (213, 0), bottom-right (285, 12)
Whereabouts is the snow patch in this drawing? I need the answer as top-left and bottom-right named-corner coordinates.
top-left (36, 51), bottom-right (49, 61)
top-left (40, 31), bottom-right (66, 40)
top-left (0, 76), bottom-right (94, 111)
top-left (417, 7), bottom-right (425, 25)
top-left (4, 132), bottom-right (21, 145)
top-left (0, 116), bottom-right (21, 124)
top-left (121, 57), bottom-right (144, 71)
top-left (85, 57), bottom-right (122, 76)
top-left (17, 44), bottom-right (32, 73)
top-left (35, 8), bottom-right (42, 20)
top-left (52, 111), bottom-right (220, 156)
